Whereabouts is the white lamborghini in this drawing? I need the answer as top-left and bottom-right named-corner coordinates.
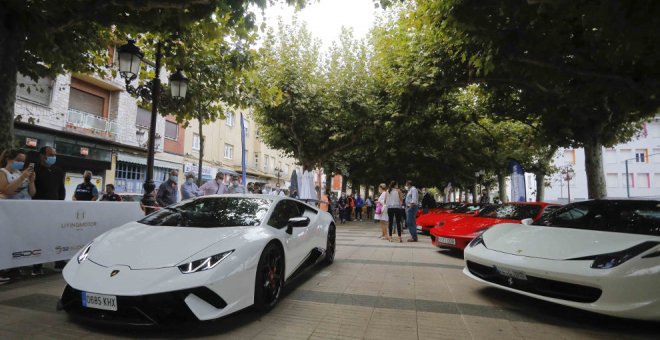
top-left (464, 200), bottom-right (660, 321)
top-left (57, 195), bottom-right (336, 325)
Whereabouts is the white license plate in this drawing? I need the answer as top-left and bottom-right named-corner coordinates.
top-left (416, 225), bottom-right (423, 231)
top-left (81, 291), bottom-right (117, 311)
top-left (495, 266), bottom-right (527, 281)
top-left (437, 237), bottom-right (456, 245)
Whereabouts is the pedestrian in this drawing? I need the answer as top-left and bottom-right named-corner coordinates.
top-left (405, 180), bottom-right (420, 242)
top-left (347, 194), bottom-right (355, 221)
top-left (337, 192), bottom-right (348, 224)
top-left (72, 170), bottom-right (99, 201)
top-left (156, 169), bottom-right (179, 207)
top-left (181, 172), bottom-right (202, 200)
top-left (227, 175), bottom-right (246, 194)
top-left (385, 181), bottom-right (404, 242)
top-left (200, 172), bottom-right (227, 196)
top-left (329, 193), bottom-right (337, 219)
top-left (247, 182), bottom-right (255, 193)
top-left (99, 184), bottom-right (122, 201)
top-left (374, 183), bottom-right (389, 239)
top-left (479, 189), bottom-right (490, 203)
top-left (421, 187), bottom-right (436, 214)
top-left (320, 190), bottom-right (330, 212)
top-left (355, 193), bottom-right (364, 221)
top-left (32, 146), bottom-right (66, 274)
top-left (365, 195), bottom-right (373, 220)
top-left (289, 189), bottom-right (298, 198)
top-left (0, 149), bottom-right (36, 200)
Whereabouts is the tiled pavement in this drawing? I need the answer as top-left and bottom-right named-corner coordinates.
top-left (1, 221), bottom-right (659, 339)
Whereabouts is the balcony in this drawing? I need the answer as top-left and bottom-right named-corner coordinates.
top-left (66, 109), bottom-right (118, 138)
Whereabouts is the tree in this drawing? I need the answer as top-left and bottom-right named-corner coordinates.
top-left (0, 0), bottom-right (306, 151)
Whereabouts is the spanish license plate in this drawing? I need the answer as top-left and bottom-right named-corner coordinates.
top-left (495, 266), bottom-right (527, 281)
top-left (437, 237), bottom-right (456, 245)
top-left (81, 291), bottom-right (117, 311)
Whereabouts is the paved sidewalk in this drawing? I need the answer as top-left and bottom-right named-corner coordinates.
top-left (0, 221), bottom-right (658, 339)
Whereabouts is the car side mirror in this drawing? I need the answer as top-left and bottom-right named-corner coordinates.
top-left (521, 218), bottom-right (533, 225)
top-left (286, 217), bottom-right (310, 234)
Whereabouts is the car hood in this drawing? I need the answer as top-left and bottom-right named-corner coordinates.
top-left (438, 217), bottom-right (518, 235)
top-left (417, 213), bottom-right (471, 226)
top-left (87, 222), bottom-right (249, 269)
top-left (482, 223), bottom-right (658, 260)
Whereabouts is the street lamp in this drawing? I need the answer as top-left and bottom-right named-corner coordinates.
top-left (274, 167), bottom-right (283, 188)
top-left (563, 167), bottom-right (575, 203)
top-left (117, 39), bottom-right (188, 214)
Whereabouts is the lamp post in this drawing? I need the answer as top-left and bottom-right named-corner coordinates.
top-left (274, 167), bottom-right (283, 188)
top-left (563, 167), bottom-right (575, 204)
top-left (117, 39), bottom-right (188, 214)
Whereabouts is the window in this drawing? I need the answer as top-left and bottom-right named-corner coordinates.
top-left (604, 149), bottom-right (617, 164)
top-left (243, 120), bottom-right (249, 137)
top-left (267, 200), bottom-right (301, 229)
top-left (69, 88), bottom-right (104, 116)
top-left (653, 149), bottom-right (660, 163)
top-left (624, 173), bottom-right (634, 188)
top-left (16, 73), bottom-right (52, 106)
top-left (563, 149), bottom-right (576, 165)
top-left (224, 144), bottom-right (233, 159)
top-left (619, 148), bottom-right (632, 162)
top-left (477, 203), bottom-right (542, 220)
top-left (606, 173), bottom-right (618, 188)
top-left (635, 149), bottom-right (647, 163)
top-left (264, 155), bottom-right (270, 170)
top-left (655, 174), bottom-right (660, 188)
top-left (284, 164), bottom-right (289, 175)
top-left (164, 121), bottom-right (178, 140)
top-left (192, 133), bottom-right (201, 151)
top-left (136, 107), bottom-right (151, 128)
top-left (226, 111), bottom-right (234, 127)
top-left (254, 152), bottom-right (259, 168)
top-left (637, 173), bottom-right (650, 188)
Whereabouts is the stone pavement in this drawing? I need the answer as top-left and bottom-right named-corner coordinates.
top-left (1, 220), bottom-right (658, 339)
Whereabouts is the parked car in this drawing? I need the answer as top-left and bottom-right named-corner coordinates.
top-left (416, 202), bottom-right (463, 218)
top-left (463, 200), bottom-right (660, 321)
top-left (58, 195), bottom-right (336, 325)
top-left (116, 193), bottom-right (143, 202)
top-left (416, 203), bottom-right (490, 235)
top-left (430, 202), bottom-right (559, 250)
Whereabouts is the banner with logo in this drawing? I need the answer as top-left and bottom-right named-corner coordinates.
top-left (0, 201), bottom-right (144, 270)
top-left (508, 159), bottom-right (527, 202)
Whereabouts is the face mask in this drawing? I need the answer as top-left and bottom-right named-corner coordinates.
top-left (186, 178), bottom-right (193, 184)
top-left (405, 186), bottom-right (410, 190)
top-left (84, 176), bottom-right (91, 182)
top-left (170, 176), bottom-right (178, 183)
top-left (216, 179), bottom-right (223, 184)
top-left (12, 161), bottom-right (24, 171)
top-left (232, 181), bottom-right (238, 186)
top-left (46, 156), bottom-right (56, 166)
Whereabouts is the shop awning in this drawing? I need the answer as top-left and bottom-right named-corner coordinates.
top-left (117, 153), bottom-right (181, 170)
top-left (218, 168), bottom-right (240, 176)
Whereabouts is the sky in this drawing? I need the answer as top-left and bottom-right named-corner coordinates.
top-left (258, 0), bottom-right (379, 49)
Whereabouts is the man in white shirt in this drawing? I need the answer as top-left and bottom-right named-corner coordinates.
top-left (405, 180), bottom-right (419, 242)
top-left (227, 175), bottom-right (246, 194)
top-left (199, 172), bottom-right (227, 196)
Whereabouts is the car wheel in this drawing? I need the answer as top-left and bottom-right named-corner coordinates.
top-left (322, 224), bottom-right (336, 265)
top-left (254, 243), bottom-right (284, 312)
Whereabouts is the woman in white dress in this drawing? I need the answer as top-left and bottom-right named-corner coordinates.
top-left (374, 183), bottom-right (388, 240)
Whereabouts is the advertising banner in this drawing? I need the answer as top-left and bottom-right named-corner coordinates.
top-left (509, 159), bottom-right (527, 202)
top-left (0, 201), bottom-right (144, 270)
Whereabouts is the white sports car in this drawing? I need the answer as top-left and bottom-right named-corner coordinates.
top-left (57, 195), bottom-right (336, 325)
top-left (463, 200), bottom-right (660, 321)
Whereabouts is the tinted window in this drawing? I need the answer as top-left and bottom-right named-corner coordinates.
top-left (478, 204), bottom-right (542, 220)
top-left (453, 204), bottom-right (487, 214)
top-left (535, 201), bottom-right (660, 236)
top-left (268, 200), bottom-right (301, 229)
top-left (139, 197), bottom-right (271, 228)
top-left (437, 202), bottom-right (461, 209)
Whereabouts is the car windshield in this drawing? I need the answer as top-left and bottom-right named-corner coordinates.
top-left (452, 204), bottom-right (485, 214)
top-left (138, 197), bottom-right (272, 228)
top-left (533, 200), bottom-right (660, 236)
top-left (437, 202), bottom-right (460, 209)
top-left (478, 203), bottom-right (541, 220)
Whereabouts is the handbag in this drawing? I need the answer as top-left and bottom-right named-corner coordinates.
top-left (375, 203), bottom-right (383, 215)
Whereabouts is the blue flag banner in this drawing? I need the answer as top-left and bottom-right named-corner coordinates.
top-left (240, 113), bottom-right (247, 188)
top-left (509, 159), bottom-right (527, 202)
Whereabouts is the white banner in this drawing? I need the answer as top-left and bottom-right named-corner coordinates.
top-left (0, 201), bottom-right (144, 270)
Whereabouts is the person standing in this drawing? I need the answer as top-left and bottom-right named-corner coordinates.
top-left (200, 172), bottom-right (227, 196)
top-left (421, 188), bottom-right (436, 214)
top-left (181, 173), bottom-right (202, 200)
top-left (72, 170), bottom-right (99, 201)
top-left (355, 194), bottom-right (364, 221)
top-left (365, 195), bottom-right (373, 220)
top-left (337, 192), bottom-right (348, 224)
top-left (374, 183), bottom-right (389, 239)
top-left (99, 184), bottom-right (122, 201)
top-left (347, 194), bottom-right (355, 221)
top-left (385, 181), bottom-right (404, 242)
top-left (0, 149), bottom-right (36, 200)
top-left (156, 169), bottom-right (179, 207)
top-left (227, 175), bottom-right (246, 194)
top-left (479, 189), bottom-right (490, 203)
top-left (405, 180), bottom-right (420, 242)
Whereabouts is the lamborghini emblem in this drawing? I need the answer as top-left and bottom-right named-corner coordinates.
top-left (110, 270), bottom-right (120, 277)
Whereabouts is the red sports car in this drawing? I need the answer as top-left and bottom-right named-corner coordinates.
top-left (416, 203), bottom-right (489, 234)
top-left (416, 202), bottom-right (463, 218)
top-left (430, 202), bottom-right (560, 250)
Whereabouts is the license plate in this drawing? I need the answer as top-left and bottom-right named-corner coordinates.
top-left (437, 237), bottom-right (456, 245)
top-left (416, 225), bottom-right (423, 231)
top-left (81, 291), bottom-right (117, 311)
top-left (495, 266), bottom-right (527, 281)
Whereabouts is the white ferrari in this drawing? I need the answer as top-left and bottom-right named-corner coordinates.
top-left (57, 195), bottom-right (336, 325)
top-left (463, 200), bottom-right (660, 321)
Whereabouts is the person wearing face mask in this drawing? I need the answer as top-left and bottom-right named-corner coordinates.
top-left (33, 146), bottom-right (65, 200)
top-left (99, 184), bottom-right (122, 201)
top-left (227, 175), bottom-right (246, 194)
top-left (156, 169), bottom-right (179, 207)
top-left (181, 172), bottom-right (202, 200)
top-left (337, 192), bottom-right (348, 224)
top-left (0, 149), bottom-right (36, 200)
top-left (200, 172), bottom-right (227, 196)
top-left (72, 170), bottom-right (99, 201)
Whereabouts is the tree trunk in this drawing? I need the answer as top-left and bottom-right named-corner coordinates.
top-left (534, 171), bottom-right (545, 202)
top-left (197, 118), bottom-right (204, 186)
top-left (584, 139), bottom-right (607, 199)
top-left (497, 172), bottom-right (508, 203)
top-left (0, 19), bottom-right (25, 151)
top-left (341, 176), bottom-right (347, 193)
top-left (324, 171), bottom-right (332, 194)
top-left (472, 183), bottom-right (478, 203)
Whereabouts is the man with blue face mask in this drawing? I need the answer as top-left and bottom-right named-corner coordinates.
top-left (156, 169), bottom-right (179, 207)
top-left (33, 146), bottom-right (65, 200)
top-left (180, 172), bottom-right (202, 200)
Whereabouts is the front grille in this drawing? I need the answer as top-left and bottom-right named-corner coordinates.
top-left (59, 285), bottom-right (227, 325)
top-left (466, 261), bottom-right (602, 303)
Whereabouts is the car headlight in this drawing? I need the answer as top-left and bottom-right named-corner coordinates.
top-left (572, 241), bottom-right (659, 269)
top-left (178, 250), bottom-right (234, 274)
top-left (77, 243), bottom-right (92, 263)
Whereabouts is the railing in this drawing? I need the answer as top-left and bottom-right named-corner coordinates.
top-left (66, 109), bottom-right (118, 134)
